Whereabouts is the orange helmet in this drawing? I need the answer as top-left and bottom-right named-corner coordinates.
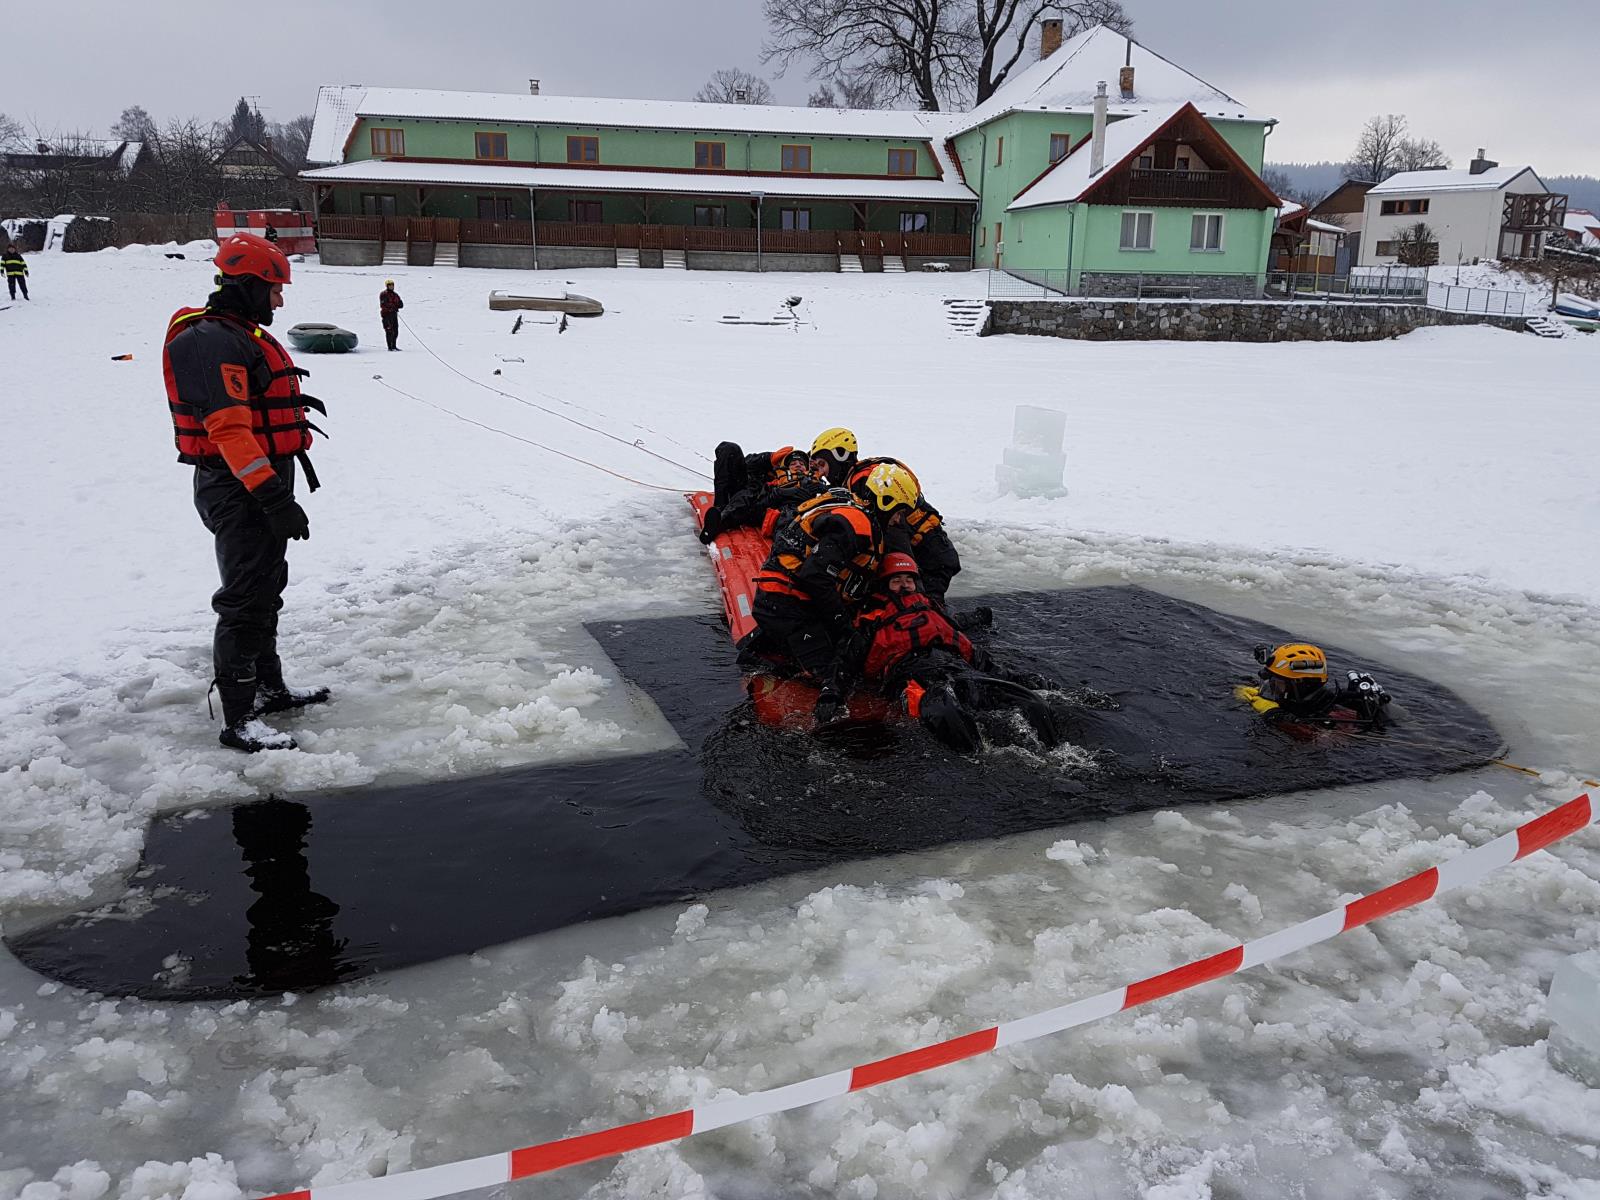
top-left (214, 232), bottom-right (291, 284)
top-left (879, 552), bottom-right (920, 578)
top-left (1259, 643), bottom-right (1328, 683)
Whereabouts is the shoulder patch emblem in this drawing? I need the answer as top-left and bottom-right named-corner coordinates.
top-left (220, 364), bottom-right (249, 402)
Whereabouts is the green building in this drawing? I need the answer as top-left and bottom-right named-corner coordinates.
top-left (301, 23), bottom-right (1279, 290)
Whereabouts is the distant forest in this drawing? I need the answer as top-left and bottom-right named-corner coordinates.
top-left (1266, 161), bottom-right (1600, 213)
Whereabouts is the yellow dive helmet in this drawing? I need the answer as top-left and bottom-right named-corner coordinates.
top-left (810, 426), bottom-right (859, 463)
top-left (856, 462), bottom-right (920, 514)
top-left (1259, 643), bottom-right (1328, 682)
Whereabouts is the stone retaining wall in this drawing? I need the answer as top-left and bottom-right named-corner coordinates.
top-left (987, 299), bottom-right (1529, 342)
top-left (1078, 271), bottom-right (1258, 299)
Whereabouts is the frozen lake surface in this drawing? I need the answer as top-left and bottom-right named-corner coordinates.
top-left (1, 248), bottom-right (1597, 1199)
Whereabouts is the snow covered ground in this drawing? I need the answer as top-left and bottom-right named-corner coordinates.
top-left (1, 247), bottom-right (1598, 1199)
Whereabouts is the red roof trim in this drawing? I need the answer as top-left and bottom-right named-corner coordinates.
top-left (1010, 131), bottom-right (1093, 204)
top-left (1078, 103), bottom-right (1281, 209)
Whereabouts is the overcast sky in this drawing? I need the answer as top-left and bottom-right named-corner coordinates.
top-left (10, 0), bottom-right (1596, 175)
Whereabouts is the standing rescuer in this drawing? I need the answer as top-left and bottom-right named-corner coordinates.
top-left (379, 279), bottom-right (403, 350)
top-left (163, 232), bottom-right (331, 753)
top-left (2, 243), bottom-right (28, 300)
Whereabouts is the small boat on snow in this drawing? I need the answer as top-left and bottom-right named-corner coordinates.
top-left (488, 289), bottom-right (603, 316)
top-left (1552, 293), bottom-right (1600, 320)
top-left (286, 322), bottom-right (359, 353)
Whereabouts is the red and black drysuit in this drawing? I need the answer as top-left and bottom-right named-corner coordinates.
top-left (749, 492), bottom-right (884, 679)
top-left (163, 288), bottom-right (326, 724)
top-left (703, 441), bottom-right (826, 541)
top-left (847, 457), bottom-right (961, 603)
top-left (379, 286), bottom-right (404, 350)
top-left (836, 590), bottom-right (1059, 753)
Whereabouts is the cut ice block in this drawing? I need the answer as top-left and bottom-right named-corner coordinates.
top-left (996, 404), bottom-right (1068, 499)
top-left (1547, 949), bottom-right (1600, 1087)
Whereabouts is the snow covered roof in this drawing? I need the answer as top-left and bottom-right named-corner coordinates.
top-left (307, 85), bottom-right (369, 165)
top-left (301, 158), bottom-right (977, 204)
top-left (1368, 166), bottom-right (1540, 195)
top-left (1306, 217), bottom-right (1345, 235)
top-left (307, 83), bottom-right (962, 168)
top-left (1277, 200), bottom-right (1305, 219)
top-left (957, 24), bottom-right (1258, 135)
top-left (1006, 104), bottom-right (1179, 210)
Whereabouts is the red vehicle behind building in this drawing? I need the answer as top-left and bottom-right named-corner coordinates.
top-left (214, 203), bottom-right (316, 255)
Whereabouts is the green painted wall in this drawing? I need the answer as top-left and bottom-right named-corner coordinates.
top-left (999, 203), bottom-right (1275, 281)
top-left (348, 117), bottom-right (940, 178)
top-left (954, 109), bottom-right (1272, 268)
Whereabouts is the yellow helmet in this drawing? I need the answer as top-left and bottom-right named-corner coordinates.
top-left (1260, 643), bottom-right (1328, 683)
top-left (855, 462), bottom-right (919, 514)
top-left (810, 426), bottom-right (859, 463)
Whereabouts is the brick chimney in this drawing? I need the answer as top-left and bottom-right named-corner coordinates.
top-left (1040, 18), bottom-right (1063, 59)
top-left (1469, 148), bottom-right (1498, 176)
top-left (1118, 65), bottom-right (1135, 98)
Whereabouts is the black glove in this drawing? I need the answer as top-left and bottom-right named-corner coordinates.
top-left (698, 505), bottom-right (723, 544)
top-left (813, 688), bottom-right (846, 725)
top-left (954, 606), bottom-right (994, 630)
top-left (255, 477), bottom-right (310, 541)
top-left (838, 570), bottom-right (871, 601)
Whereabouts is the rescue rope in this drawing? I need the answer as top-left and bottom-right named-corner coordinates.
top-left (251, 789), bottom-right (1595, 1200)
top-left (398, 314), bottom-right (712, 479)
top-left (1343, 727), bottom-right (1600, 790)
top-left (371, 375), bottom-right (687, 493)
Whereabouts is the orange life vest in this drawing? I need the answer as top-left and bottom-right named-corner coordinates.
top-left (856, 592), bottom-right (974, 679)
top-left (754, 490), bottom-right (880, 602)
top-left (163, 308), bottom-right (317, 466)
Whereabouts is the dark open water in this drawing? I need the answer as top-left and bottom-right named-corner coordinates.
top-left (5, 587), bottom-right (1501, 1000)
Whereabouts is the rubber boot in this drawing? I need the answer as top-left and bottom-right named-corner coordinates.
top-left (254, 656), bottom-right (331, 716)
top-left (217, 678), bottom-right (297, 753)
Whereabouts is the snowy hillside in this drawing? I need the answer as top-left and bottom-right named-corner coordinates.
top-left (1, 249), bottom-right (1597, 1199)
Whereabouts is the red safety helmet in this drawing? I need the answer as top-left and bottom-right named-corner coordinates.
top-left (879, 552), bottom-right (920, 578)
top-left (213, 232), bottom-right (291, 284)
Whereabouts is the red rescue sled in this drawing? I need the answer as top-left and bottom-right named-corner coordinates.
top-left (688, 492), bottom-right (890, 727)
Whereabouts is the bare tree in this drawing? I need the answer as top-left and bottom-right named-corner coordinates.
top-left (1261, 167), bottom-right (1317, 206)
top-left (270, 114), bottom-right (316, 169)
top-left (972, 0), bottom-right (1130, 103)
top-left (808, 73), bottom-right (888, 108)
top-left (763, 0), bottom-right (976, 112)
top-left (1393, 136), bottom-right (1450, 174)
top-left (1395, 221), bottom-right (1439, 267)
top-left (134, 118), bottom-right (225, 213)
top-left (694, 68), bottom-right (775, 105)
top-left (1345, 114), bottom-right (1407, 182)
top-left (1345, 115), bottom-right (1451, 182)
top-left (0, 111), bottom-right (28, 152)
top-left (111, 105), bottom-right (156, 143)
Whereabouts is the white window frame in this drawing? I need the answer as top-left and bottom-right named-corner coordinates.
top-left (1190, 211), bottom-right (1225, 253)
top-left (1119, 209), bottom-right (1155, 252)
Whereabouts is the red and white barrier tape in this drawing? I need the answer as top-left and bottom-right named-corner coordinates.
top-left (260, 791), bottom-right (1595, 1200)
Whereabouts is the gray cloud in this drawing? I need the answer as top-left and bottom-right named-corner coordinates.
top-left (10, 0), bottom-right (1596, 175)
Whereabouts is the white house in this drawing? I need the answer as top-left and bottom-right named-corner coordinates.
top-left (1357, 151), bottom-right (1568, 267)
top-left (1562, 208), bottom-right (1600, 250)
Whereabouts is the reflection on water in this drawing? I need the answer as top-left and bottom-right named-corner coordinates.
top-left (5, 587), bottom-right (1502, 1001)
top-left (233, 801), bottom-right (357, 993)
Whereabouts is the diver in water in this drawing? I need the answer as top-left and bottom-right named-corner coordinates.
top-left (817, 552), bottom-right (1060, 753)
top-left (1237, 643), bottom-right (1392, 728)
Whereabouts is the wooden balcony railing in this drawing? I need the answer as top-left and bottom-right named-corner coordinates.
top-left (317, 215), bottom-right (382, 241)
top-left (1128, 168), bottom-right (1233, 203)
top-left (314, 217), bottom-right (972, 259)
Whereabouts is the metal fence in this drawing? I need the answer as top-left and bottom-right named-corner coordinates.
top-left (988, 267), bottom-right (1527, 315)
